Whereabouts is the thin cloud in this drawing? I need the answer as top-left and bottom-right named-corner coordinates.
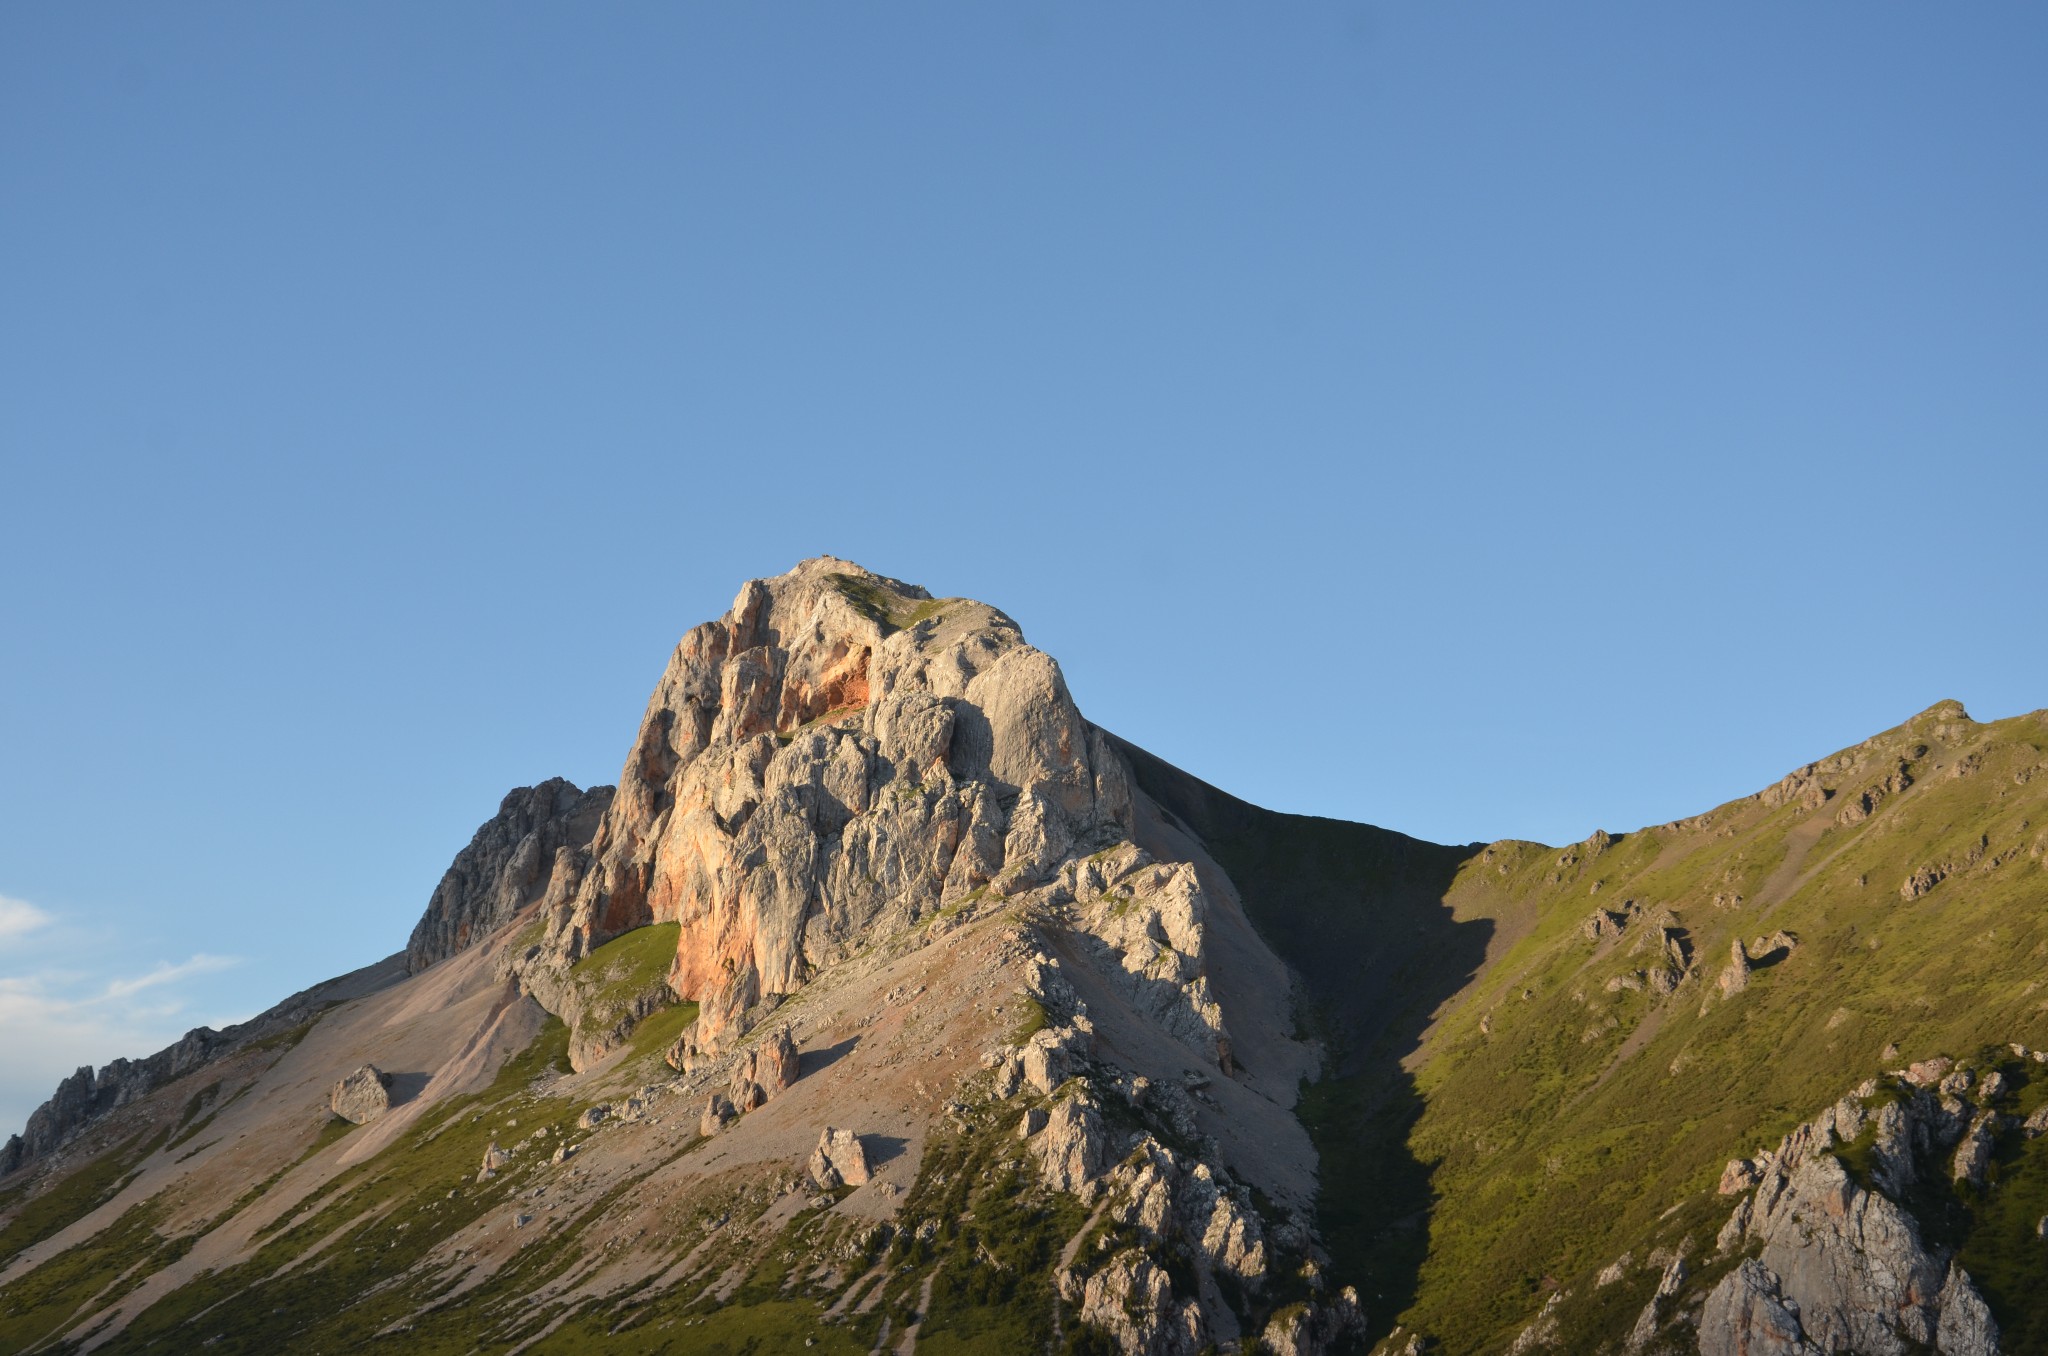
top-left (99, 954), bottom-right (240, 1001)
top-left (0, 948), bottom-right (245, 1138)
top-left (0, 895), bottom-right (53, 941)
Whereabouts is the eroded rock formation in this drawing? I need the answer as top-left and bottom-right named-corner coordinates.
top-left (519, 558), bottom-right (1137, 1055)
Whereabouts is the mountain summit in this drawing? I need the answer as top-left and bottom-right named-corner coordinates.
top-left (3, 560), bottom-right (2045, 1356)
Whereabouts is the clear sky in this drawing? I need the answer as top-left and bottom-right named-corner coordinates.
top-left (3, 4), bottom-right (2044, 1137)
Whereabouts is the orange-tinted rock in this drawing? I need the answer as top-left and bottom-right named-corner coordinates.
top-left (533, 558), bottom-right (1134, 1050)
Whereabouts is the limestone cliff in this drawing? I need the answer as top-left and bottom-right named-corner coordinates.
top-left (518, 556), bottom-right (1137, 1059)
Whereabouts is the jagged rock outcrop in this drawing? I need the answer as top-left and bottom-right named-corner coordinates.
top-left (328, 1064), bottom-right (393, 1124)
top-left (514, 558), bottom-right (1137, 1057)
top-left (5, 1041), bottom-right (230, 1178)
top-left (1260, 1293), bottom-right (1366, 1356)
top-left (727, 1025), bottom-right (799, 1110)
top-left (2, 957), bottom-right (397, 1178)
top-left (1031, 1090), bottom-right (1110, 1195)
top-left (1717, 937), bottom-right (1751, 997)
top-left (1699, 1259), bottom-right (1819, 1356)
top-left (406, 778), bottom-right (613, 973)
top-left (1078, 1250), bottom-right (1207, 1356)
top-left (1703, 1065), bottom-right (2004, 1355)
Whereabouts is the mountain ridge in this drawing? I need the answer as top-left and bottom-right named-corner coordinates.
top-left (3, 560), bottom-right (2043, 1356)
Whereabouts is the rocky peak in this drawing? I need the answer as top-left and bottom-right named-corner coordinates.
top-left (521, 557), bottom-right (1135, 1060)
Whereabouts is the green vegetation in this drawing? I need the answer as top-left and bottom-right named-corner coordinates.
top-left (879, 1097), bottom-right (1093, 1354)
top-left (1011, 994), bottom-right (1050, 1043)
top-left (1376, 708), bottom-right (2048, 1350)
top-left (826, 572), bottom-right (950, 636)
top-left (1130, 705), bottom-right (2048, 1351)
top-left (0, 1197), bottom-right (195, 1351)
top-left (620, 998), bottom-right (701, 1066)
top-left (570, 920), bottom-right (682, 1032)
top-left (8, 1012), bottom-right (1103, 1356)
top-left (0, 1126), bottom-right (166, 1274)
top-left (69, 1018), bottom-right (588, 1354)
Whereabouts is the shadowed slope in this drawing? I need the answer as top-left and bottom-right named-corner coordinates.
top-left (1111, 733), bottom-right (1495, 1345)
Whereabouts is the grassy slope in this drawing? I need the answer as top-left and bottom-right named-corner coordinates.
top-left (570, 920), bottom-right (683, 1029)
top-left (1394, 702), bottom-right (2048, 1352)
top-left (1128, 703), bottom-right (2048, 1352)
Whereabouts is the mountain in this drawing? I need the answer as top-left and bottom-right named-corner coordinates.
top-left (2, 557), bottom-right (2044, 1356)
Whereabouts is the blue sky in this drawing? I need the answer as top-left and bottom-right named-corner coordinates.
top-left (3, 4), bottom-right (2044, 1136)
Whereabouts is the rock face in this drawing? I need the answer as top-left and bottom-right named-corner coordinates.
top-left (522, 558), bottom-right (1137, 1055)
top-left (1258, 1293), bottom-right (1366, 1356)
top-left (476, 1142), bottom-right (511, 1182)
top-left (1701, 1068), bottom-right (2004, 1356)
top-left (406, 778), bottom-right (614, 973)
top-left (1699, 1259), bottom-right (1819, 1356)
top-left (808, 1126), bottom-right (870, 1189)
top-left (328, 1065), bottom-right (393, 1124)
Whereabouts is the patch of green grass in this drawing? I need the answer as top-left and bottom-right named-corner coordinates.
top-left (825, 572), bottom-right (951, 636)
top-left (570, 921), bottom-right (682, 1030)
top-left (531, 1295), bottom-right (872, 1354)
top-left (1011, 995), bottom-right (1049, 1043)
top-left (621, 999), bottom-right (701, 1067)
top-left (1368, 708), bottom-right (2048, 1350)
top-left (90, 1017), bottom-right (586, 1355)
top-left (0, 1197), bottom-right (195, 1351)
top-left (890, 1108), bottom-right (1093, 1353)
top-left (239, 1014), bottom-right (324, 1058)
top-left (1958, 1132), bottom-right (2048, 1351)
top-left (0, 1124), bottom-right (168, 1273)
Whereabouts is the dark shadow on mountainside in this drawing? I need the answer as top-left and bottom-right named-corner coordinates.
top-left (1112, 736), bottom-right (1491, 1350)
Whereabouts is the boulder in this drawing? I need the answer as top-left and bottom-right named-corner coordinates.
top-left (1953, 1113), bottom-right (1997, 1188)
top-left (700, 1092), bottom-right (736, 1137)
top-left (329, 1065), bottom-right (393, 1124)
top-left (727, 1026), bottom-right (800, 1111)
top-left (1906, 1057), bottom-right (1954, 1087)
top-left (1021, 1023), bottom-right (1091, 1095)
top-left (809, 1126), bottom-right (870, 1190)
